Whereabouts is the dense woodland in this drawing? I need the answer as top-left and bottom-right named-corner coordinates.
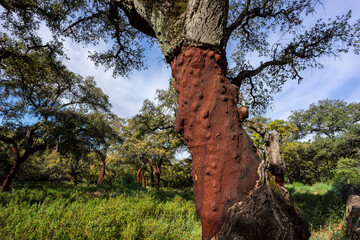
top-left (1, 86), bottom-right (360, 191)
top-left (0, 0), bottom-right (360, 239)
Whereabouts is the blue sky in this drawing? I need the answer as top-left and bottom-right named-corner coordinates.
top-left (61, 0), bottom-right (360, 121)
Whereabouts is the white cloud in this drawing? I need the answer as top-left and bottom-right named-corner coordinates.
top-left (62, 40), bottom-right (171, 118)
top-left (58, 0), bottom-right (359, 121)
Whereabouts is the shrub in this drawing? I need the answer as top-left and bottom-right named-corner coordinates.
top-left (334, 157), bottom-right (360, 189)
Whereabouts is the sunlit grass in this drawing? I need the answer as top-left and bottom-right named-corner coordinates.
top-left (0, 181), bottom-right (353, 239)
top-left (0, 182), bottom-right (201, 240)
top-left (286, 182), bottom-right (348, 239)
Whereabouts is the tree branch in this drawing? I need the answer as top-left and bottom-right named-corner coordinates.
top-left (113, 0), bottom-right (156, 38)
top-left (0, 134), bottom-right (15, 146)
top-left (232, 59), bottom-right (289, 87)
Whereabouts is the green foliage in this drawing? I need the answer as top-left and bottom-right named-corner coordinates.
top-left (0, 25), bottom-right (113, 190)
top-left (289, 99), bottom-right (360, 139)
top-left (0, 184), bottom-right (201, 239)
top-left (0, 0), bottom-right (145, 77)
top-left (284, 99), bottom-right (360, 184)
top-left (334, 158), bottom-right (360, 188)
top-left (114, 80), bottom-right (187, 188)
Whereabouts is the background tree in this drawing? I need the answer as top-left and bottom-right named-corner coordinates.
top-left (1, 1), bottom-right (358, 238)
top-left (245, 118), bottom-right (298, 185)
top-left (284, 100), bottom-right (360, 184)
top-left (118, 82), bottom-right (185, 189)
top-left (0, 34), bottom-right (111, 191)
top-left (82, 113), bottom-right (122, 184)
top-left (289, 99), bottom-right (360, 139)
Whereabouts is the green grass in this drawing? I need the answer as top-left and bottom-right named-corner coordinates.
top-left (0, 181), bottom-right (353, 240)
top-left (286, 182), bottom-right (348, 239)
top-left (0, 182), bottom-right (201, 240)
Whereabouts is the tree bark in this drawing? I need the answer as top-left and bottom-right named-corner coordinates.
top-left (264, 130), bottom-right (286, 187)
top-left (172, 46), bottom-right (260, 239)
top-left (136, 168), bottom-right (146, 188)
top-left (1, 147), bottom-right (27, 192)
top-left (248, 122), bottom-right (287, 187)
top-left (117, 1), bottom-right (309, 239)
top-left (97, 158), bottom-right (106, 184)
top-left (342, 184), bottom-right (360, 239)
top-left (148, 160), bottom-right (161, 190)
top-left (171, 46), bottom-right (309, 240)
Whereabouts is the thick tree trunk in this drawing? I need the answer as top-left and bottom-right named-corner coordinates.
top-left (1, 147), bottom-right (25, 192)
top-left (97, 159), bottom-right (106, 184)
top-left (171, 46), bottom-right (309, 240)
top-left (172, 46), bottom-right (260, 239)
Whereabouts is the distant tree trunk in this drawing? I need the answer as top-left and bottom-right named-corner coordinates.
top-left (136, 167), bottom-right (146, 188)
top-left (148, 159), bottom-right (161, 190)
top-left (1, 147), bottom-right (29, 192)
top-left (171, 46), bottom-right (309, 240)
top-left (264, 130), bottom-right (287, 187)
top-left (149, 167), bottom-right (155, 188)
top-left (97, 158), bottom-right (106, 184)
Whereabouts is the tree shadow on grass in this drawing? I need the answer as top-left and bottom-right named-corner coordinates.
top-left (287, 185), bottom-right (346, 230)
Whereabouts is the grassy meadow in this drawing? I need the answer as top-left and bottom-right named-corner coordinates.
top-left (0, 181), bottom-right (351, 240)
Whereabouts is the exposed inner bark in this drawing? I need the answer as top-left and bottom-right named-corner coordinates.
top-left (97, 158), bottom-right (106, 184)
top-left (70, 173), bottom-right (78, 185)
top-left (148, 159), bottom-right (161, 190)
top-left (136, 167), bottom-right (146, 188)
top-left (171, 46), bottom-right (261, 239)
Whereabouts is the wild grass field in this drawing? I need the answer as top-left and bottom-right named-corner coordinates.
top-left (0, 182), bottom-right (350, 240)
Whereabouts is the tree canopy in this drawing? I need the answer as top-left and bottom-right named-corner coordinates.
top-left (1, 0), bottom-right (357, 113)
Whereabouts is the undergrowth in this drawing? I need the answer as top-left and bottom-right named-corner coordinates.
top-left (0, 181), bottom-right (353, 239)
top-left (0, 182), bottom-right (201, 240)
top-left (286, 182), bottom-right (349, 240)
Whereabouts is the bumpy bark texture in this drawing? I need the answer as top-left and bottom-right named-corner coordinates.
top-left (171, 46), bottom-right (309, 240)
top-left (171, 46), bottom-right (261, 239)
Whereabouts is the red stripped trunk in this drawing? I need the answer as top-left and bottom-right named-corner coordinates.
top-left (97, 159), bottom-right (106, 184)
top-left (171, 46), bottom-right (261, 240)
top-left (148, 160), bottom-right (161, 190)
top-left (1, 147), bottom-right (26, 192)
top-left (136, 168), bottom-right (146, 188)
